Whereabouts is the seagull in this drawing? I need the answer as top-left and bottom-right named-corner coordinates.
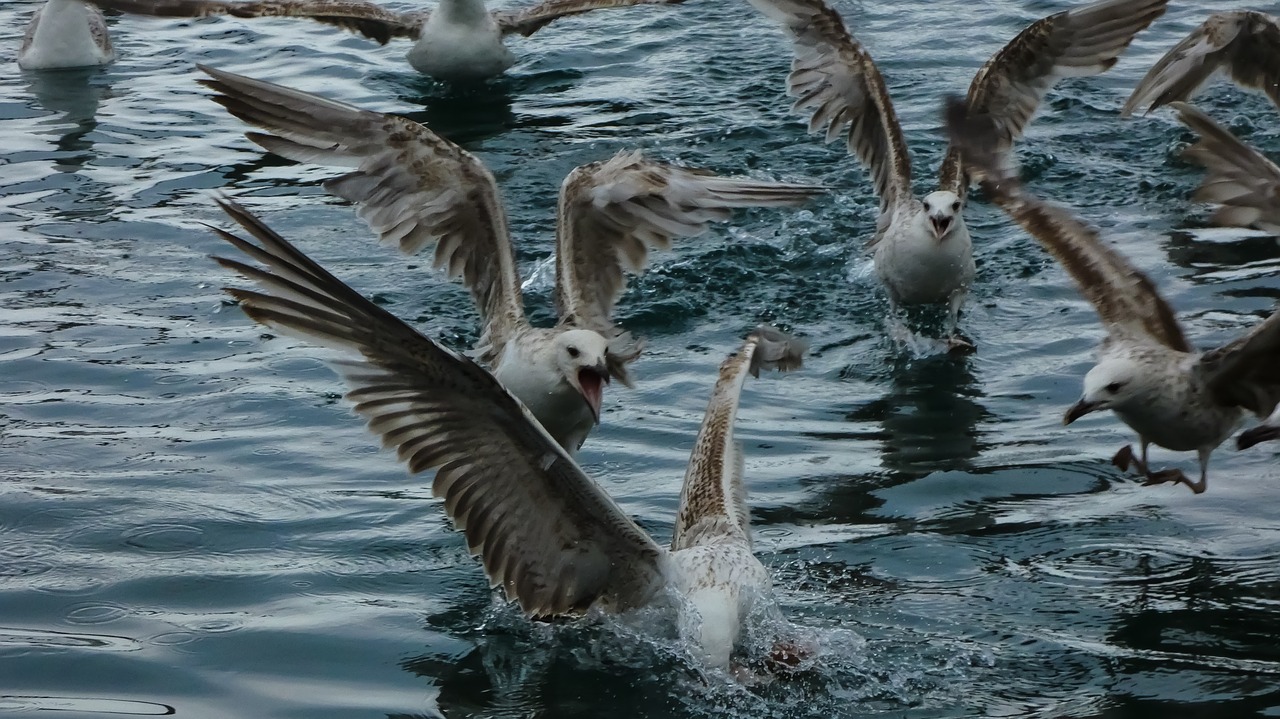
top-left (88, 0), bottom-right (683, 81)
top-left (1122, 10), bottom-right (1280, 117)
top-left (197, 66), bottom-right (822, 454)
top-left (1172, 101), bottom-right (1280, 233)
top-left (945, 96), bottom-right (1280, 494)
top-left (18, 0), bottom-right (115, 69)
top-left (208, 196), bottom-right (808, 669)
top-left (746, 0), bottom-right (1167, 349)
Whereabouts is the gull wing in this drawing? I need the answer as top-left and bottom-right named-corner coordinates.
top-left (199, 65), bottom-right (525, 364)
top-left (1123, 10), bottom-right (1280, 116)
top-left (210, 198), bottom-right (668, 616)
top-left (1197, 308), bottom-right (1280, 418)
top-left (746, 0), bottom-right (911, 216)
top-left (554, 150), bottom-right (821, 382)
top-left (944, 98), bottom-right (1190, 352)
top-left (494, 0), bottom-right (683, 37)
top-left (90, 0), bottom-right (423, 43)
top-left (1173, 101), bottom-right (1280, 233)
top-left (672, 327), bottom-right (806, 552)
top-left (938, 0), bottom-right (1167, 195)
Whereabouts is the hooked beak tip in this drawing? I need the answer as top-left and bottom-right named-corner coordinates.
top-left (1063, 400), bottom-right (1097, 425)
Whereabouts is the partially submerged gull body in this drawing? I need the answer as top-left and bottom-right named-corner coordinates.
top-left (210, 195), bottom-right (807, 669)
top-left (18, 0), bottom-right (115, 70)
top-left (946, 96), bottom-right (1280, 494)
top-left (196, 66), bottom-right (821, 454)
top-left (87, 0), bottom-right (684, 81)
top-left (746, 0), bottom-right (1167, 349)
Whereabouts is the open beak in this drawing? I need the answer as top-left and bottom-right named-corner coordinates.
top-left (930, 214), bottom-right (952, 240)
top-left (1063, 398), bottom-right (1101, 425)
top-left (1238, 424), bottom-right (1280, 450)
top-left (575, 362), bottom-right (609, 423)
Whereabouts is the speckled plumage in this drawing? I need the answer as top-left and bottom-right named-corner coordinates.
top-left (209, 204), bottom-right (805, 669)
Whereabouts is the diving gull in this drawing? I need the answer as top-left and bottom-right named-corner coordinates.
top-left (88, 0), bottom-right (683, 81)
top-left (198, 66), bottom-right (822, 454)
top-left (1123, 10), bottom-right (1280, 117)
top-left (18, 0), bottom-right (114, 69)
top-left (746, 0), bottom-right (1167, 349)
top-left (208, 196), bottom-right (808, 669)
top-left (946, 96), bottom-right (1280, 494)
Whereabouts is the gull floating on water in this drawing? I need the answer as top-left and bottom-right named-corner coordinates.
top-left (18, 0), bottom-right (115, 69)
top-left (946, 96), bottom-right (1280, 494)
top-left (746, 0), bottom-right (1167, 349)
top-left (1171, 101), bottom-right (1280, 233)
top-left (209, 196), bottom-right (807, 669)
top-left (89, 0), bottom-right (682, 81)
top-left (198, 66), bottom-right (822, 454)
top-left (1122, 10), bottom-right (1280, 117)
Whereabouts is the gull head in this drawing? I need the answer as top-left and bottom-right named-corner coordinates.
top-left (554, 329), bottom-right (611, 423)
top-left (922, 190), bottom-right (963, 241)
top-left (1065, 358), bottom-right (1142, 425)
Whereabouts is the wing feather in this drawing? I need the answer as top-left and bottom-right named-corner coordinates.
top-left (746, 0), bottom-right (912, 214)
top-left (944, 97), bottom-right (1190, 352)
top-left (493, 0), bottom-right (683, 37)
top-left (210, 197), bottom-right (667, 617)
top-left (199, 65), bottom-right (526, 364)
top-left (939, 0), bottom-right (1167, 194)
top-left (89, 0), bottom-right (423, 43)
top-left (1197, 308), bottom-right (1280, 417)
top-left (1173, 101), bottom-right (1280, 233)
top-left (1123, 11), bottom-right (1280, 116)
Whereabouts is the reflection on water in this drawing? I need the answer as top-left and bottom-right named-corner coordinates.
top-left (23, 67), bottom-right (109, 173)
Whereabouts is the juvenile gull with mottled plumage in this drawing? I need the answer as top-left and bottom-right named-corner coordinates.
top-left (209, 196), bottom-right (808, 669)
top-left (746, 0), bottom-right (1166, 349)
top-left (198, 66), bottom-right (821, 455)
top-left (88, 0), bottom-right (683, 81)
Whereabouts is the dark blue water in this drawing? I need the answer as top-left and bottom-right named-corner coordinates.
top-left (3, 0), bottom-right (1280, 716)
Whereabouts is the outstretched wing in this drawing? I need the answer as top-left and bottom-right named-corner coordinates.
top-left (746, 0), bottom-right (912, 215)
top-left (1197, 308), bottom-right (1280, 418)
top-left (938, 0), bottom-right (1167, 195)
top-left (90, 0), bottom-right (423, 43)
top-left (199, 65), bottom-right (525, 363)
top-left (494, 0), bottom-right (682, 37)
top-left (944, 97), bottom-right (1190, 352)
top-left (672, 326), bottom-right (806, 551)
top-left (1123, 10), bottom-right (1280, 116)
top-left (554, 150), bottom-right (821, 380)
top-left (211, 198), bottom-right (668, 616)
top-left (1173, 101), bottom-right (1280, 233)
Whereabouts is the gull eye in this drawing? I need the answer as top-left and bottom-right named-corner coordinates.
top-left (951, 201), bottom-right (961, 212)
top-left (1105, 382), bottom-right (1123, 393)
top-left (567, 346), bottom-right (580, 359)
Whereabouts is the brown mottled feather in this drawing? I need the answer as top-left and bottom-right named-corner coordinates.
top-left (944, 97), bottom-right (1190, 353)
top-left (1197, 309), bottom-right (1280, 418)
top-left (938, 0), bottom-right (1167, 194)
top-left (1123, 11), bottom-right (1280, 116)
top-left (671, 326), bottom-right (806, 552)
top-left (210, 197), bottom-right (667, 617)
top-left (1173, 101), bottom-right (1280, 233)
top-left (90, 0), bottom-right (423, 43)
top-left (198, 65), bottom-right (525, 364)
top-left (493, 0), bottom-right (683, 37)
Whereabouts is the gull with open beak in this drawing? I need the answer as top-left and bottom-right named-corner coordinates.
top-left (199, 66), bottom-right (822, 454)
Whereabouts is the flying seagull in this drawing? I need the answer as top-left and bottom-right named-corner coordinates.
top-left (1122, 10), bottom-right (1280, 117)
top-left (198, 66), bottom-right (822, 454)
top-left (1171, 101), bottom-right (1280, 233)
top-left (208, 196), bottom-right (808, 669)
top-left (87, 0), bottom-right (682, 81)
top-left (945, 96), bottom-right (1280, 494)
top-left (746, 0), bottom-right (1167, 349)
top-left (18, 0), bottom-right (115, 69)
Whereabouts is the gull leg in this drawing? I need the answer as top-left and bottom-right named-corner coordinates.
top-left (1112, 444), bottom-right (1150, 475)
top-left (944, 290), bottom-right (974, 354)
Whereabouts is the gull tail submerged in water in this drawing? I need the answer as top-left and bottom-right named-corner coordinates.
top-left (18, 0), bottom-right (115, 70)
top-left (197, 65), bottom-right (822, 455)
top-left (88, 0), bottom-right (684, 81)
top-left (746, 0), bottom-right (1167, 349)
top-left (208, 196), bottom-right (807, 669)
top-left (945, 96), bottom-right (1280, 494)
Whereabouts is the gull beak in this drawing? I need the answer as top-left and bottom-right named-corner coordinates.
top-left (575, 361), bottom-right (609, 424)
top-left (930, 214), bottom-right (952, 240)
top-left (1238, 424), bottom-right (1280, 450)
top-left (1063, 398), bottom-right (1101, 425)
